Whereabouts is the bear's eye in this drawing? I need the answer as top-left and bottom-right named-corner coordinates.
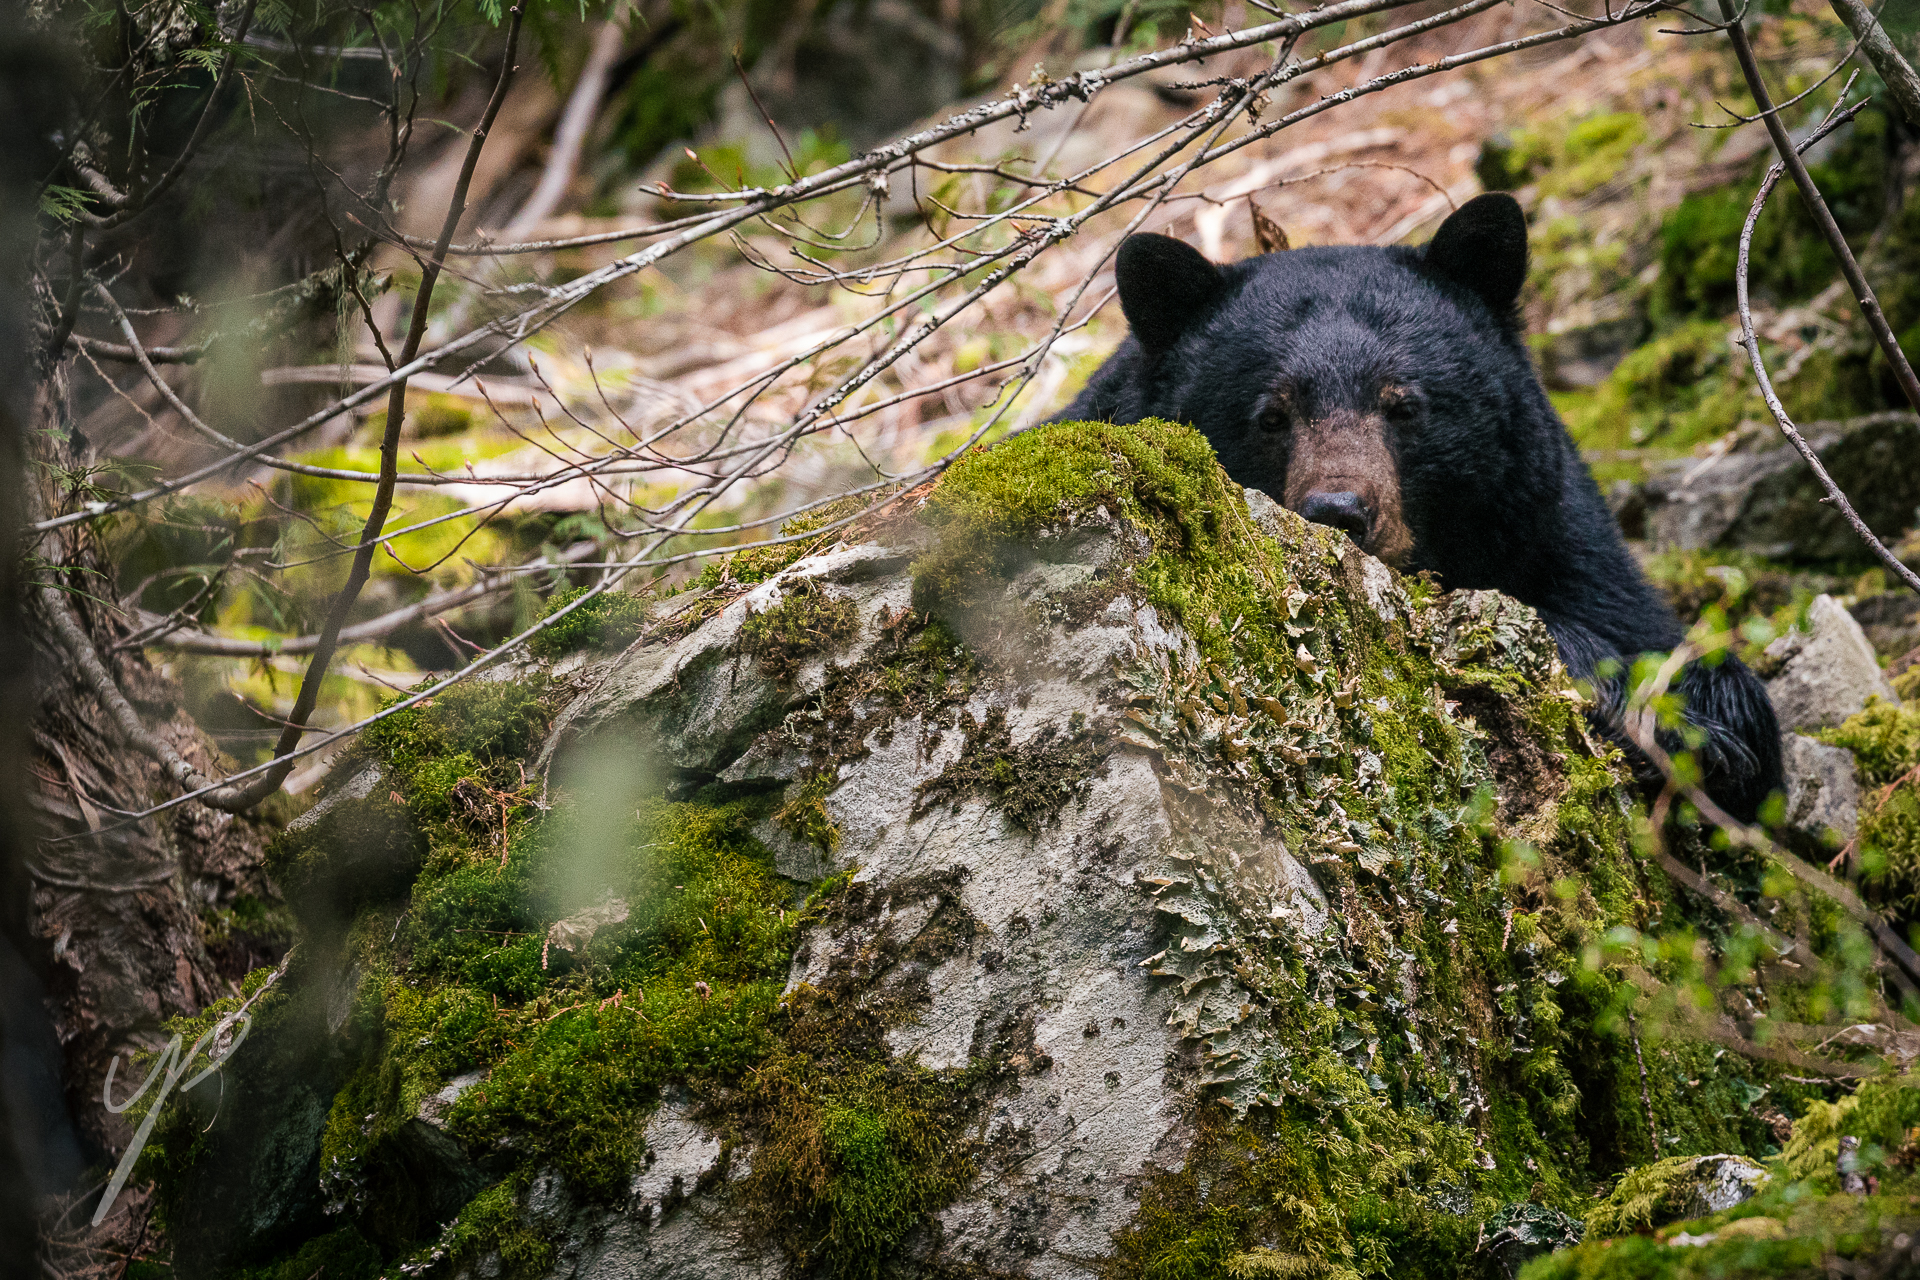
top-left (1256, 386), bottom-right (1297, 434)
top-left (1378, 385), bottom-right (1422, 424)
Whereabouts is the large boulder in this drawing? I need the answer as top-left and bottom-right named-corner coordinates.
top-left (158, 420), bottom-right (1794, 1280)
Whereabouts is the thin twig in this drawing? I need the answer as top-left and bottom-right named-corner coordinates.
top-left (1721, 0), bottom-right (1920, 439)
top-left (223, 5), bottom-right (529, 808)
top-left (1726, 76), bottom-right (1920, 594)
top-left (1627, 1010), bottom-right (1662, 1156)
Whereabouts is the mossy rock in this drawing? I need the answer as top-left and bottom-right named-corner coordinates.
top-left (266, 770), bottom-right (423, 929)
top-left (154, 421), bottom-right (1821, 1279)
top-left (1527, 1078), bottom-right (1920, 1279)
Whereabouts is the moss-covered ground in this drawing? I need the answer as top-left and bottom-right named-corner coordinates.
top-left (1819, 702), bottom-right (1920, 931)
top-left (1529, 90), bottom-right (1920, 509)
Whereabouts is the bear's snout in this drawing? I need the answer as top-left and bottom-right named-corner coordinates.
top-left (1299, 490), bottom-right (1371, 541)
top-left (1277, 410), bottom-right (1415, 568)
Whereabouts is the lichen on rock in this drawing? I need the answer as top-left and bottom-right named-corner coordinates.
top-left (146, 419), bottom-right (1806, 1279)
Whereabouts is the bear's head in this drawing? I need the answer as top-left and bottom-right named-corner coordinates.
top-left (1110, 193), bottom-right (1546, 575)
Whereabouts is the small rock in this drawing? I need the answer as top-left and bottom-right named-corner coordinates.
top-left (416, 1069), bottom-right (485, 1130)
top-left (1477, 1203), bottom-right (1585, 1279)
top-left (544, 896), bottom-right (630, 963)
top-left (1780, 734), bottom-right (1861, 846)
top-left (1242, 486), bottom-right (1290, 541)
top-left (1839, 1134), bottom-right (1870, 1196)
top-left (1683, 1153), bottom-right (1770, 1218)
top-left (1763, 595), bottom-right (1901, 732)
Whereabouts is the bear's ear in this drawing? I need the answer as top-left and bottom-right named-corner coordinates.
top-left (1423, 193), bottom-right (1528, 316)
top-left (1117, 233), bottom-right (1223, 351)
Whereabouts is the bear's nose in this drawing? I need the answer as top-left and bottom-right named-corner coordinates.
top-left (1299, 491), bottom-right (1371, 541)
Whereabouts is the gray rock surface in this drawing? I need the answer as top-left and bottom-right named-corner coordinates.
top-left (1781, 733), bottom-right (1861, 847)
top-left (538, 542), bottom-right (916, 778)
top-left (1763, 594), bottom-right (1900, 732)
top-left (1679, 1154), bottom-right (1770, 1219)
top-left (1641, 412), bottom-right (1920, 559)
top-left (287, 763), bottom-right (381, 832)
top-left (417, 1070), bottom-right (485, 1130)
top-left (629, 1098), bottom-right (723, 1225)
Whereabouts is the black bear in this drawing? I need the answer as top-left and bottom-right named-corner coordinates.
top-left (1057, 192), bottom-right (1783, 823)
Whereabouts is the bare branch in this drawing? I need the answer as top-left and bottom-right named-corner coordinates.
top-left (1722, 0), bottom-right (1920, 440)
top-left (217, 3), bottom-right (530, 810)
top-left (503, 15), bottom-right (626, 236)
top-left (139, 540), bottom-right (599, 657)
top-left (1828, 0), bottom-right (1920, 129)
top-left (1729, 87), bottom-right (1920, 594)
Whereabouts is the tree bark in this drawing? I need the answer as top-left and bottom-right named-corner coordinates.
top-left (25, 373), bottom-right (286, 1275)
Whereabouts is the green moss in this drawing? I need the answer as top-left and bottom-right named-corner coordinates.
top-left (1107, 1106), bottom-right (1481, 1280)
top-left (230, 1226), bottom-right (382, 1280)
top-left (740, 575), bottom-right (861, 683)
top-left (691, 492), bottom-right (882, 593)
top-left (410, 393), bottom-right (474, 439)
top-left (1777, 1076), bottom-right (1920, 1186)
top-left (721, 869), bottom-right (988, 1278)
top-left (359, 678), bottom-right (551, 783)
top-left (527, 585), bottom-right (647, 658)
top-left (1558, 322), bottom-right (1752, 456)
top-left (1653, 109), bottom-right (1890, 325)
top-left (1584, 1156), bottom-right (1741, 1237)
top-left (429, 1175), bottom-right (556, 1279)
top-left (1491, 111), bottom-right (1647, 201)
top-left (1523, 1188), bottom-right (1920, 1279)
top-left (425, 798), bottom-right (799, 1192)
top-left (774, 769), bottom-right (840, 853)
top-left (740, 1046), bottom-right (979, 1279)
top-left (1855, 783), bottom-right (1920, 926)
top-left (915, 417), bottom-right (1292, 671)
top-left (1818, 700), bottom-right (1920, 786)
top-left (1530, 1078), bottom-right (1920, 1279)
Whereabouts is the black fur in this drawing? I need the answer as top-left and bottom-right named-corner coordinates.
top-left (1058, 194), bottom-right (1783, 822)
